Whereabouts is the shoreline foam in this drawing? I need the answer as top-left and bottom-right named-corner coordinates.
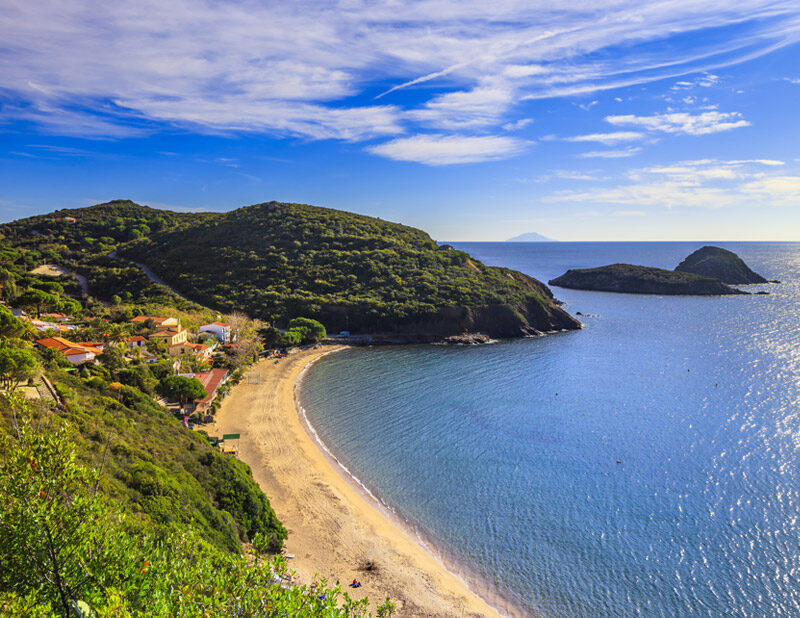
top-left (211, 346), bottom-right (507, 617)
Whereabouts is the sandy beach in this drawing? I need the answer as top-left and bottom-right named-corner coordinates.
top-left (211, 346), bottom-right (505, 617)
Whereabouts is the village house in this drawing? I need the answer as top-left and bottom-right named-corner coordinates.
top-left (125, 335), bottom-right (147, 350)
top-left (199, 322), bottom-right (233, 343)
top-left (190, 368), bottom-right (229, 414)
top-left (41, 312), bottom-right (69, 322)
top-left (148, 327), bottom-right (188, 347)
top-left (36, 337), bottom-right (102, 364)
top-left (131, 315), bottom-right (180, 328)
top-left (169, 341), bottom-right (212, 359)
top-left (77, 341), bottom-right (104, 351)
top-left (30, 319), bottom-right (71, 333)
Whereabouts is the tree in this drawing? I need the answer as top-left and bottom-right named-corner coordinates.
top-left (156, 375), bottom-right (207, 406)
top-left (259, 326), bottom-right (301, 349)
top-left (57, 298), bottom-right (82, 317)
top-left (288, 317), bottom-right (326, 344)
top-left (16, 289), bottom-right (58, 318)
top-left (0, 347), bottom-right (38, 390)
top-left (96, 346), bottom-right (126, 372)
top-left (0, 268), bottom-right (18, 301)
top-left (0, 306), bottom-right (25, 339)
top-left (0, 395), bottom-right (121, 616)
top-left (100, 323), bottom-right (128, 346)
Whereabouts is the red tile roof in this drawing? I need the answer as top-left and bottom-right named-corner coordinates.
top-left (36, 337), bottom-right (72, 351)
top-left (36, 337), bottom-right (99, 357)
top-left (193, 368), bottom-right (229, 404)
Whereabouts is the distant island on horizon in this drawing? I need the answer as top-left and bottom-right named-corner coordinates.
top-left (506, 232), bottom-right (557, 242)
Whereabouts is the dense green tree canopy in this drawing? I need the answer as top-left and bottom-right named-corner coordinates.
top-left (0, 306), bottom-right (25, 339)
top-left (156, 375), bottom-right (207, 405)
top-left (0, 348), bottom-right (38, 390)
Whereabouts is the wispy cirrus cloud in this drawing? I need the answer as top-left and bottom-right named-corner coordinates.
top-left (578, 147), bottom-right (642, 159)
top-left (605, 111), bottom-right (751, 135)
top-left (564, 131), bottom-right (645, 145)
top-left (543, 159), bottom-right (795, 209)
top-left (1, 1), bottom-right (798, 165)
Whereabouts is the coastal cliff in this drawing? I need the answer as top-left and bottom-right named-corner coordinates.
top-left (549, 263), bottom-right (747, 295)
top-left (675, 246), bottom-right (768, 284)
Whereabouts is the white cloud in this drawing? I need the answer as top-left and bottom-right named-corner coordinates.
top-left (670, 74), bottom-right (720, 90)
top-left (564, 131), bottom-right (644, 145)
top-left (0, 0), bottom-right (798, 146)
top-left (367, 134), bottom-right (528, 165)
top-left (741, 176), bottom-right (800, 200)
top-left (502, 118), bottom-right (534, 131)
top-left (542, 158), bottom-right (798, 209)
top-left (613, 210), bottom-right (647, 216)
top-left (405, 81), bottom-right (514, 130)
top-left (579, 147), bottom-right (642, 158)
top-left (545, 181), bottom-right (730, 208)
top-left (605, 111), bottom-right (751, 135)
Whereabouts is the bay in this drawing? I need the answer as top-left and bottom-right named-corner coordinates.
top-left (298, 242), bottom-right (800, 617)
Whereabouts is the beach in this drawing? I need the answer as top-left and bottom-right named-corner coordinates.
top-left (211, 346), bottom-right (504, 617)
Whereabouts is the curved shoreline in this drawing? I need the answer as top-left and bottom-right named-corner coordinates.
top-left (211, 346), bottom-right (507, 617)
top-left (295, 349), bottom-right (528, 618)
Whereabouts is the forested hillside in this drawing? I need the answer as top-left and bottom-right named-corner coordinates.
top-left (1, 199), bottom-right (580, 337)
top-left (121, 201), bottom-right (580, 336)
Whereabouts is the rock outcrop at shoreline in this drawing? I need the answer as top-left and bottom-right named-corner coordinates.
top-left (549, 263), bottom-right (747, 295)
top-left (675, 246), bottom-right (769, 284)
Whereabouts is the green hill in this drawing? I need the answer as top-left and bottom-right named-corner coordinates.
top-left (1, 199), bottom-right (580, 337)
top-left (119, 201), bottom-right (580, 337)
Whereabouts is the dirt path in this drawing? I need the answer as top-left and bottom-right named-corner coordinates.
top-left (30, 264), bottom-right (88, 298)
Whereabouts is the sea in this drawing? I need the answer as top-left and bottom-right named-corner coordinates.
top-left (297, 242), bottom-right (800, 617)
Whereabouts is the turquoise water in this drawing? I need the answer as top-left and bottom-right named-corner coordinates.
top-left (298, 242), bottom-right (800, 617)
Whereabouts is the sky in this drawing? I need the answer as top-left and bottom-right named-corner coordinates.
top-left (1, 1), bottom-right (800, 241)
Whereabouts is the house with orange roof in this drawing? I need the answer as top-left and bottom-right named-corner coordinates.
top-left (36, 337), bottom-right (100, 364)
top-left (148, 327), bottom-right (188, 346)
top-left (190, 368), bottom-right (229, 413)
top-left (169, 341), bottom-right (212, 359)
top-left (41, 312), bottom-right (69, 322)
top-left (199, 321), bottom-right (233, 343)
top-left (77, 342), bottom-right (104, 351)
top-left (131, 315), bottom-right (180, 328)
top-left (126, 335), bottom-right (147, 350)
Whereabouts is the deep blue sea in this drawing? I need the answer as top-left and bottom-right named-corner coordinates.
top-left (297, 242), bottom-right (800, 617)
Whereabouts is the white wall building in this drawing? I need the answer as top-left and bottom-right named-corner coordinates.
top-left (199, 322), bottom-right (233, 343)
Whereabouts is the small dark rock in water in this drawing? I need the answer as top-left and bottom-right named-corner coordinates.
top-left (675, 246), bottom-right (768, 284)
top-left (755, 291), bottom-right (770, 295)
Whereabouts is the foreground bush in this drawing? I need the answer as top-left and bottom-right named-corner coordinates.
top-left (0, 394), bottom-right (394, 617)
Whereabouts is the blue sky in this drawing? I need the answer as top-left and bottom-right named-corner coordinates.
top-left (2, 1), bottom-right (800, 240)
